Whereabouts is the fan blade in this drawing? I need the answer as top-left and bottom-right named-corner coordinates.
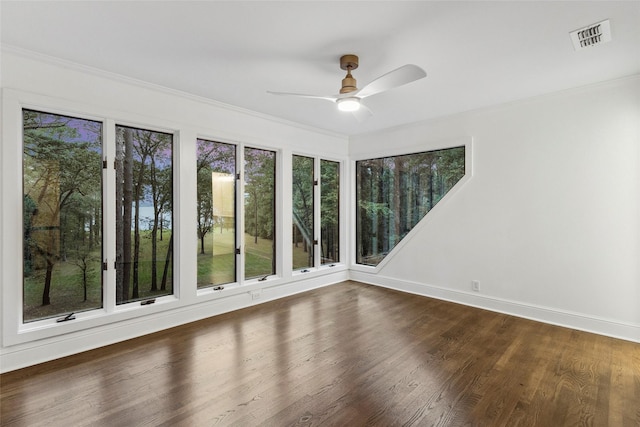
top-left (355, 64), bottom-right (426, 99)
top-left (352, 103), bottom-right (373, 123)
top-left (267, 91), bottom-right (338, 102)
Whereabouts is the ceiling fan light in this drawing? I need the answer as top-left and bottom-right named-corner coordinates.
top-left (337, 97), bottom-right (360, 112)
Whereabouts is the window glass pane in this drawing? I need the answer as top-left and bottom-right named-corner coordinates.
top-left (196, 139), bottom-right (236, 287)
top-left (22, 109), bottom-right (103, 322)
top-left (356, 146), bottom-right (465, 266)
top-left (244, 147), bottom-right (276, 279)
top-left (292, 155), bottom-right (314, 270)
top-left (115, 126), bottom-right (173, 304)
top-left (320, 160), bottom-right (340, 265)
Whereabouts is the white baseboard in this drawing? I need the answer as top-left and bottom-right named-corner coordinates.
top-left (349, 271), bottom-right (640, 344)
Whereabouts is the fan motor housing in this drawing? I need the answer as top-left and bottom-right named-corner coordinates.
top-left (340, 54), bottom-right (359, 71)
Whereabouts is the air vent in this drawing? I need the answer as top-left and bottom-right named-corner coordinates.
top-left (570, 19), bottom-right (611, 51)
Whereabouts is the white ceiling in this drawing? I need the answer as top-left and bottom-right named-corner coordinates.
top-left (2, 1), bottom-right (639, 136)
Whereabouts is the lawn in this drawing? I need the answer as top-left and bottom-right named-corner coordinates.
top-left (24, 227), bottom-right (314, 321)
top-left (24, 230), bottom-right (173, 322)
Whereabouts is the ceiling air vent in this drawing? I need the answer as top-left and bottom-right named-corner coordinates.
top-left (570, 19), bottom-right (611, 51)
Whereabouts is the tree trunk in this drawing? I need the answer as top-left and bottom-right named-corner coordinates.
top-left (393, 157), bottom-right (403, 246)
top-left (161, 235), bottom-right (172, 291)
top-left (120, 128), bottom-right (135, 302)
top-left (150, 220), bottom-right (158, 291)
top-left (83, 259), bottom-right (88, 302)
top-left (42, 258), bottom-right (53, 306)
top-left (150, 162), bottom-right (158, 291)
top-left (133, 200), bottom-right (140, 299)
top-left (115, 144), bottom-right (124, 303)
top-left (132, 160), bottom-right (145, 299)
top-left (254, 194), bottom-right (258, 244)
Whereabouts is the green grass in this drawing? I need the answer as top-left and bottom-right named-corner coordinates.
top-left (25, 227), bottom-right (316, 321)
top-left (197, 228), bottom-right (312, 284)
top-left (24, 257), bottom-right (103, 322)
top-left (197, 229), bottom-right (277, 284)
top-left (292, 240), bottom-right (313, 270)
top-left (24, 230), bottom-right (173, 322)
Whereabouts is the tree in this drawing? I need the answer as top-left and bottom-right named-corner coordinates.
top-left (320, 161), bottom-right (339, 263)
top-left (196, 167), bottom-right (214, 254)
top-left (148, 140), bottom-right (172, 291)
top-left (116, 126), bottom-right (174, 300)
top-left (244, 148), bottom-right (276, 276)
top-left (116, 127), bottom-right (134, 303)
top-left (355, 147), bottom-right (465, 266)
top-left (292, 156), bottom-right (314, 268)
top-left (244, 149), bottom-right (275, 241)
top-left (196, 143), bottom-right (216, 255)
top-left (23, 111), bottom-right (102, 306)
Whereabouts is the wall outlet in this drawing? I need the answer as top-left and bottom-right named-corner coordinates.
top-left (251, 290), bottom-right (262, 300)
top-left (471, 280), bottom-right (480, 292)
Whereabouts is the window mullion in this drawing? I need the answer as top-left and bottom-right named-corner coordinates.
top-left (314, 157), bottom-right (321, 269)
top-left (103, 119), bottom-right (117, 312)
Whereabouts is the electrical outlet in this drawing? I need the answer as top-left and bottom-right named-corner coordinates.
top-left (251, 290), bottom-right (262, 300)
top-left (471, 280), bottom-right (480, 292)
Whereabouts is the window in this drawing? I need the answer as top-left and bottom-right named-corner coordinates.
top-left (22, 110), bottom-right (103, 322)
top-left (292, 155), bottom-right (315, 270)
top-left (115, 125), bottom-right (173, 304)
top-left (244, 147), bottom-right (276, 279)
top-left (356, 146), bottom-right (465, 266)
top-left (13, 100), bottom-right (343, 348)
top-left (196, 139), bottom-right (237, 288)
top-left (320, 160), bottom-right (340, 265)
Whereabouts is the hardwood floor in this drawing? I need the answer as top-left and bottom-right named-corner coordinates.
top-left (1, 281), bottom-right (639, 426)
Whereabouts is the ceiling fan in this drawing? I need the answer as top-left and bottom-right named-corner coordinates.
top-left (267, 55), bottom-right (426, 120)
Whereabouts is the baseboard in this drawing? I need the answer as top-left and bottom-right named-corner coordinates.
top-left (349, 271), bottom-right (640, 344)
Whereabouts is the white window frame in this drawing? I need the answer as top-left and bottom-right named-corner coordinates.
top-left (290, 152), bottom-right (345, 276)
top-left (2, 90), bottom-right (182, 346)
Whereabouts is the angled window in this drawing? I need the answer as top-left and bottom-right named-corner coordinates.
top-left (22, 110), bottom-right (103, 322)
top-left (292, 155), bottom-right (315, 270)
top-left (356, 146), bottom-right (465, 266)
top-left (320, 159), bottom-right (340, 265)
top-left (244, 147), bottom-right (276, 279)
top-left (196, 139), bottom-right (237, 288)
top-left (115, 125), bottom-right (173, 304)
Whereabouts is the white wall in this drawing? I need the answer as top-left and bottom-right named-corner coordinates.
top-left (350, 75), bottom-right (640, 342)
top-left (0, 49), bottom-right (350, 372)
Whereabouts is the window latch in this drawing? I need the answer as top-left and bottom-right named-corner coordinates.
top-left (56, 312), bottom-right (76, 323)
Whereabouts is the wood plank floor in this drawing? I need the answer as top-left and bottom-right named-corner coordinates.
top-left (1, 281), bottom-right (639, 426)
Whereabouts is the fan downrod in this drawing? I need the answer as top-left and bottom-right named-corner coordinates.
top-left (340, 54), bottom-right (359, 94)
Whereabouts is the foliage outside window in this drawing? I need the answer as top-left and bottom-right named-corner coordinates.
top-left (244, 147), bottom-right (276, 279)
top-left (115, 125), bottom-right (173, 304)
top-left (356, 146), bottom-right (465, 266)
top-left (320, 160), bottom-right (340, 265)
top-left (22, 110), bottom-right (103, 322)
top-left (196, 139), bottom-right (236, 288)
top-left (292, 155), bottom-right (315, 270)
